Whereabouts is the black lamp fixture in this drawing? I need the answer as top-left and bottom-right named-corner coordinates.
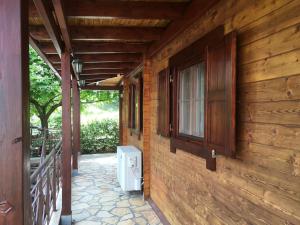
top-left (72, 59), bottom-right (83, 74)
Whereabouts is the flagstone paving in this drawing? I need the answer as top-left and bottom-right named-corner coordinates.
top-left (72, 154), bottom-right (162, 225)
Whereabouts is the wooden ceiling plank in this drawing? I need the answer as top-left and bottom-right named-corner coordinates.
top-left (32, 0), bottom-right (63, 56)
top-left (30, 1), bottom-right (187, 20)
top-left (48, 53), bottom-right (142, 63)
top-left (30, 25), bottom-right (163, 41)
top-left (40, 42), bottom-right (148, 54)
top-left (54, 62), bottom-right (139, 70)
top-left (82, 68), bottom-right (129, 74)
top-left (29, 36), bottom-right (61, 80)
top-left (52, 0), bottom-right (72, 53)
top-left (148, 0), bottom-right (220, 56)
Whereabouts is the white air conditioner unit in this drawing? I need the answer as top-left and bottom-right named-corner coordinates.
top-left (117, 146), bottom-right (142, 192)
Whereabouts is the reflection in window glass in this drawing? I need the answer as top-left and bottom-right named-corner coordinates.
top-left (179, 63), bottom-right (205, 138)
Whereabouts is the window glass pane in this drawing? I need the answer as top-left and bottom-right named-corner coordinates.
top-left (179, 63), bottom-right (205, 138)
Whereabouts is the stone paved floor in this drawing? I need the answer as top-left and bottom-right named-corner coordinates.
top-left (72, 154), bottom-right (162, 225)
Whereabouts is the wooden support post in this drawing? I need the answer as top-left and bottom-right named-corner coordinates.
top-left (72, 79), bottom-right (80, 172)
top-left (61, 51), bottom-right (72, 224)
top-left (0, 1), bottom-right (31, 225)
top-left (142, 56), bottom-right (152, 199)
top-left (119, 89), bottom-right (123, 145)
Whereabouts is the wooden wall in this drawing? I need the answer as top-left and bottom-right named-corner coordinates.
top-left (122, 0), bottom-right (300, 224)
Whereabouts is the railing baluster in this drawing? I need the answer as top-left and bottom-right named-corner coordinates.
top-left (52, 152), bottom-right (57, 212)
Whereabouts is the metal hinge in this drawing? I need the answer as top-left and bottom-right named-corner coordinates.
top-left (170, 75), bottom-right (173, 83)
top-left (169, 124), bottom-right (173, 132)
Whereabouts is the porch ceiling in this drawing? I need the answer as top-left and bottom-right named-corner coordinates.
top-left (28, 0), bottom-right (217, 89)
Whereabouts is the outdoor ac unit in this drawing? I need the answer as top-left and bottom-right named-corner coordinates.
top-left (117, 146), bottom-right (142, 192)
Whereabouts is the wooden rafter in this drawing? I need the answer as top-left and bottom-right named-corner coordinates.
top-left (30, 25), bottom-right (163, 41)
top-left (52, 0), bottom-right (72, 53)
top-left (80, 75), bottom-right (117, 80)
top-left (56, 62), bottom-right (139, 70)
top-left (40, 42), bottom-right (148, 54)
top-left (32, 0), bottom-right (63, 56)
top-left (48, 53), bottom-right (142, 64)
top-left (81, 85), bottom-right (121, 91)
top-left (149, 0), bottom-right (219, 56)
top-left (29, 36), bottom-right (61, 80)
top-left (30, 1), bottom-right (187, 20)
top-left (81, 69), bottom-right (129, 74)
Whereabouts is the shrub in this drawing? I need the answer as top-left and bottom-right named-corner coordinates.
top-left (80, 119), bottom-right (119, 154)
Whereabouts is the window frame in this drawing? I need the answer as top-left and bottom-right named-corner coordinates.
top-left (128, 73), bottom-right (143, 138)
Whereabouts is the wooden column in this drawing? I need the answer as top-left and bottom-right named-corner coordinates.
top-left (142, 56), bottom-right (152, 199)
top-left (72, 79), bottom-right (80, 172)
top-left (61, 51), bottom-right (72, 223)
top-left (119, 89), bottom-right (123, 145)
top-left (0, 1), bottom-right (31, 225)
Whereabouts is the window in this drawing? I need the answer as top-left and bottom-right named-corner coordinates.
top-left (178, 63), bottom-right (205, 138)
top-left (128, 73), bottom-right (143, 137)
top-left (167, 26), bottom-right (237, 171)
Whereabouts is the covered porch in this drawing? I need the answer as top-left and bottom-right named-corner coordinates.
top-left (1, 0), bottom-right (300, 225)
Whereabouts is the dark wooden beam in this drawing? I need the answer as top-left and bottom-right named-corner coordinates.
top-left (30, 25), bottom-right (163, 41)
top-left (49, 53), bottom-right (142, 63)
top-left (30, 1), bottom-right (187, 20)
top-left (32, 0), bottom-right (63, 56)
top-left (80, 74), bottom-right (117, 80)
top-left (52, 0), bottom-right (72, 53)
top-left (29, 36), bottom-right (61, 79)
top-left (72, 79), bottom-right (80, 171)
top-left (82, 85), bottom-right (121, 90)
top-left (82, 69), bottom-right (129, 74)
top-left (40, 42), bottom-right (148, 54)
top-left (0, 1), bottom-right (31, 224)
top-left (55, 62), bottom-right (139, 70)
top-left (61, 51), bottom-right (72, 219)
top-left (148, 0), bottom-right (219, 56)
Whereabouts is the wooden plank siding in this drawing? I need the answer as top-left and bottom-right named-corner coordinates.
top-left (121, 0), bottom-right (300, 224)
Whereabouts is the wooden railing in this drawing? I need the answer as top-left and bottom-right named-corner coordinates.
top-left (30, 140), bottom-right (62, 225)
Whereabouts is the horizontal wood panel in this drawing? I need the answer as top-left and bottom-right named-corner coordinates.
top-left (238, 74), bottom-right (300, 102)
top-left (237, 122), bottom-right (300, 151)
top-left (238, 49), bottom-right (300, 83)
top-left (239, 23), bottom-right (300, 65)
top-left (239, 100), bottom-right (300, 125)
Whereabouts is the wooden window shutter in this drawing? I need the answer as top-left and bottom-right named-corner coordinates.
top-left (157, 68), bottom-right (170, 137)
top-left (139, 76), bottom-right (143, 133)
top-left (128, 84), bottom-right (133, 128)
top-left (207, 31), bottom-right (237, 157)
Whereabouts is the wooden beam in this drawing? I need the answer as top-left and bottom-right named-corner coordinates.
top-left (72, 79), bottom-right (80, 171)
top-left (30, 25), bottom-right (163, 41)
top-left (58, 62), bottom-right (139, 70)
top-left (40, 42), bottom-right (148, 54)
top-left (80, 74), bottom-right (117, 80)
top-left (29, 36), bottom-right (61, 79)
top-left (49, 53), bottom-right (142, 63)
top-left (82, 85), bottom-right (121, 90)
top-left (61, 51), bottom-right (72, 219)
top-left (82, 69), bottom-right (129, 74)
top-left (148, 0), bottom-right (219, 56)
top-left (32, 0), bottom-right (63, 56)
top-left (52, 0), bottom-right (72, 53)
top-left (0, 0), bottom-right (31, 225)
top-left (30, 1), bottom-right (187, 20)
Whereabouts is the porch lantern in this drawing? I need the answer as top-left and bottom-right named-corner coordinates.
top-left (79, 80), bottom-right (85, 87)
top-left (72, 59), bottom-right (83, 74)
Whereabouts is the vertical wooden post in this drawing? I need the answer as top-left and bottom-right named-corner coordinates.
top-left (61, 51), bottom-right (72, 224)
top-left (0, 1), bottom-right (31, 225)
top-left (119, 89), bottom-right (123, 145)
top-left (72, 79), bottom-right (80, 172)
top-left (142, 56), bottom-right (152, 199)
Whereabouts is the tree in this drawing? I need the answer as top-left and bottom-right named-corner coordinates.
top-left (29, 47), bottom-right (119, 130)
top-left (29, 47), bottom-right (62, 130)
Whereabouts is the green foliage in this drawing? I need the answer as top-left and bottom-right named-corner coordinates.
top-left (80, 120), bottom-right (119, 154)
